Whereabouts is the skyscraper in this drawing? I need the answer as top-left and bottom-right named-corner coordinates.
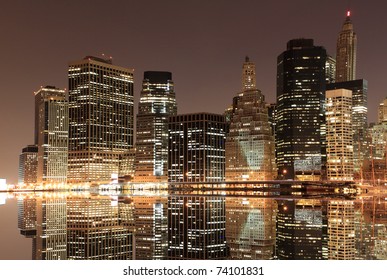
top-left (326, 79), bottom-right (368, 175)
top-left (276, 39), bottom-right (327, 180)
top-left (225, 57), bottom-right (276, 181)
top-left (168, 113), bottom-right (226, 182)
top-left (35, 86), bottom-right (68, 185)
top-left (335, 11), bottom-right (357, 82)
top-left (18, 145), bottom-right (38, 185)
top-left (68, 56), bottom-right (134, 183)
top-left (135, 71), bottom-right (177, 182)
top-left (326, 89), bottom-right (354, 181)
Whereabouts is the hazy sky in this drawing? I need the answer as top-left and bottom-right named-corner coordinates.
top-left (0, 0), bottom-right (386, 184)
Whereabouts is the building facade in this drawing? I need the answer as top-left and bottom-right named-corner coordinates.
top-left (135, 71), bottom-right (177, 182)
top-left (168, 113), bottom-right (226, 182)
top-left (35, 86), bottom-right (68, 185)
top-left (225, 57), bottom-right (276, 181)
top-left (67, 56), bottom-right (134, 183)
top-left (326, 89), bottom-right (354, 181)
top-left (276, 39), bottom-right (327, 180)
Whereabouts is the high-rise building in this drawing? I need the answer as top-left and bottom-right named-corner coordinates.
top-left (168, 113), bottom-right (226, 182)
top-left (225, 57), bottom-right (276, 181)
top-left (35, 86), bottom-right (68, 185)
top-left (18, 145), bottom-right (38, 185)
top-left (276, 39), bottom-right (327, 180)
top-left (326, 79), bottom-right (368, 174)
top-left (68, 56), bottom-right (134, 183)
top-left (335, 11), bottom-right (357, 83)
top-left (135, 71), bottom-right (177, 182)
top-left (326, 89), bottom-right (354, 181)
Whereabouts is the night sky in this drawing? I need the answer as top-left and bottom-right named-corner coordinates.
top-left (0, 0), bottom-right (386, 184)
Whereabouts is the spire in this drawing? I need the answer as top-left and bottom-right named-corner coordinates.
top-left (335, 9), bottom-right (357, 82)
top-left (242, 56), bottom-right (256, 91)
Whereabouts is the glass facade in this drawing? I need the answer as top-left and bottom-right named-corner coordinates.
top-left (68, 56), bottom-right (134, 183)
top-left (276, 39), bottom-right (327, 180)
top-left (135, 71), bottom-right (177, 182)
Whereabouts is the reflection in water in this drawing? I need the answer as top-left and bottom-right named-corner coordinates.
top-left (276, 200), bottom-right (325, 260)
top-left (9, 188), bottom-right (387, 260)
top-left (168, 196), bottom-right (227, 259)
top-left (226, 198), bottom-right (276, 259)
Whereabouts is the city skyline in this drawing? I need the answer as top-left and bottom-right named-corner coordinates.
top-left (1, 1), bottom-right (387, 183)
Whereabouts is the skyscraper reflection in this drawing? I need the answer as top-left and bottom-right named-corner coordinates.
top-left (67, 196), bottom-right (133, 260)
top-left (226, 198), bottom-right (277, 259)
top-left (131, 196), bottom-right (168, 260)
top-left (168, 195), bottom-right (227, 259)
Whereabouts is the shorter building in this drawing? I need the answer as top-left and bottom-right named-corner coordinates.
top-left (168, 113), bottom-right (226, 182)
top-left (326, 89), bottom-right (354, 181)
top-left (18, 145), bottom-right (38, 185)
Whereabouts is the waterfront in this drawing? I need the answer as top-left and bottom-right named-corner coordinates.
top-left (0, 184), bottom-right (386, 260)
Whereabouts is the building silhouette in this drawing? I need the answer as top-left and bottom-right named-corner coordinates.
top-left (276, 39), bottom-right (327, 180)
top-left (225, 57), bottom-right (276, 181)
top-left (67, 56), bottom-right (134, 183)
top-left (135, 71), bottom-right (177, 182)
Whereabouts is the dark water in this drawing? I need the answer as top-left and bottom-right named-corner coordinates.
top-left (0, 187), bottom-right (386, 260)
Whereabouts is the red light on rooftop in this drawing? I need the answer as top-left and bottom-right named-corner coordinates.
top-left (347, 10), bottom-right (351, 17)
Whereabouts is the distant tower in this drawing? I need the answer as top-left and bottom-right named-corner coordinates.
top-left (326, 89), bottom-right (354, 181)
top-left (67, 56), bottom-right (134, 183)
top-left (335, 11), bottom-right (357, 82)
top-left (35, 86), bottom-right (68, 185)
top-left (225, 57), bottom-right (276, 181)
top-left (135, 71), bottom-right (177, 182)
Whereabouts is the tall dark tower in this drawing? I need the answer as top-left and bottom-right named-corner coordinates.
top-left (336, 11), bottom-right (357, 82)
top-left (276, 39), bottom-right (327, 180)
top-left (134, 71), bottom-right (177, 182)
